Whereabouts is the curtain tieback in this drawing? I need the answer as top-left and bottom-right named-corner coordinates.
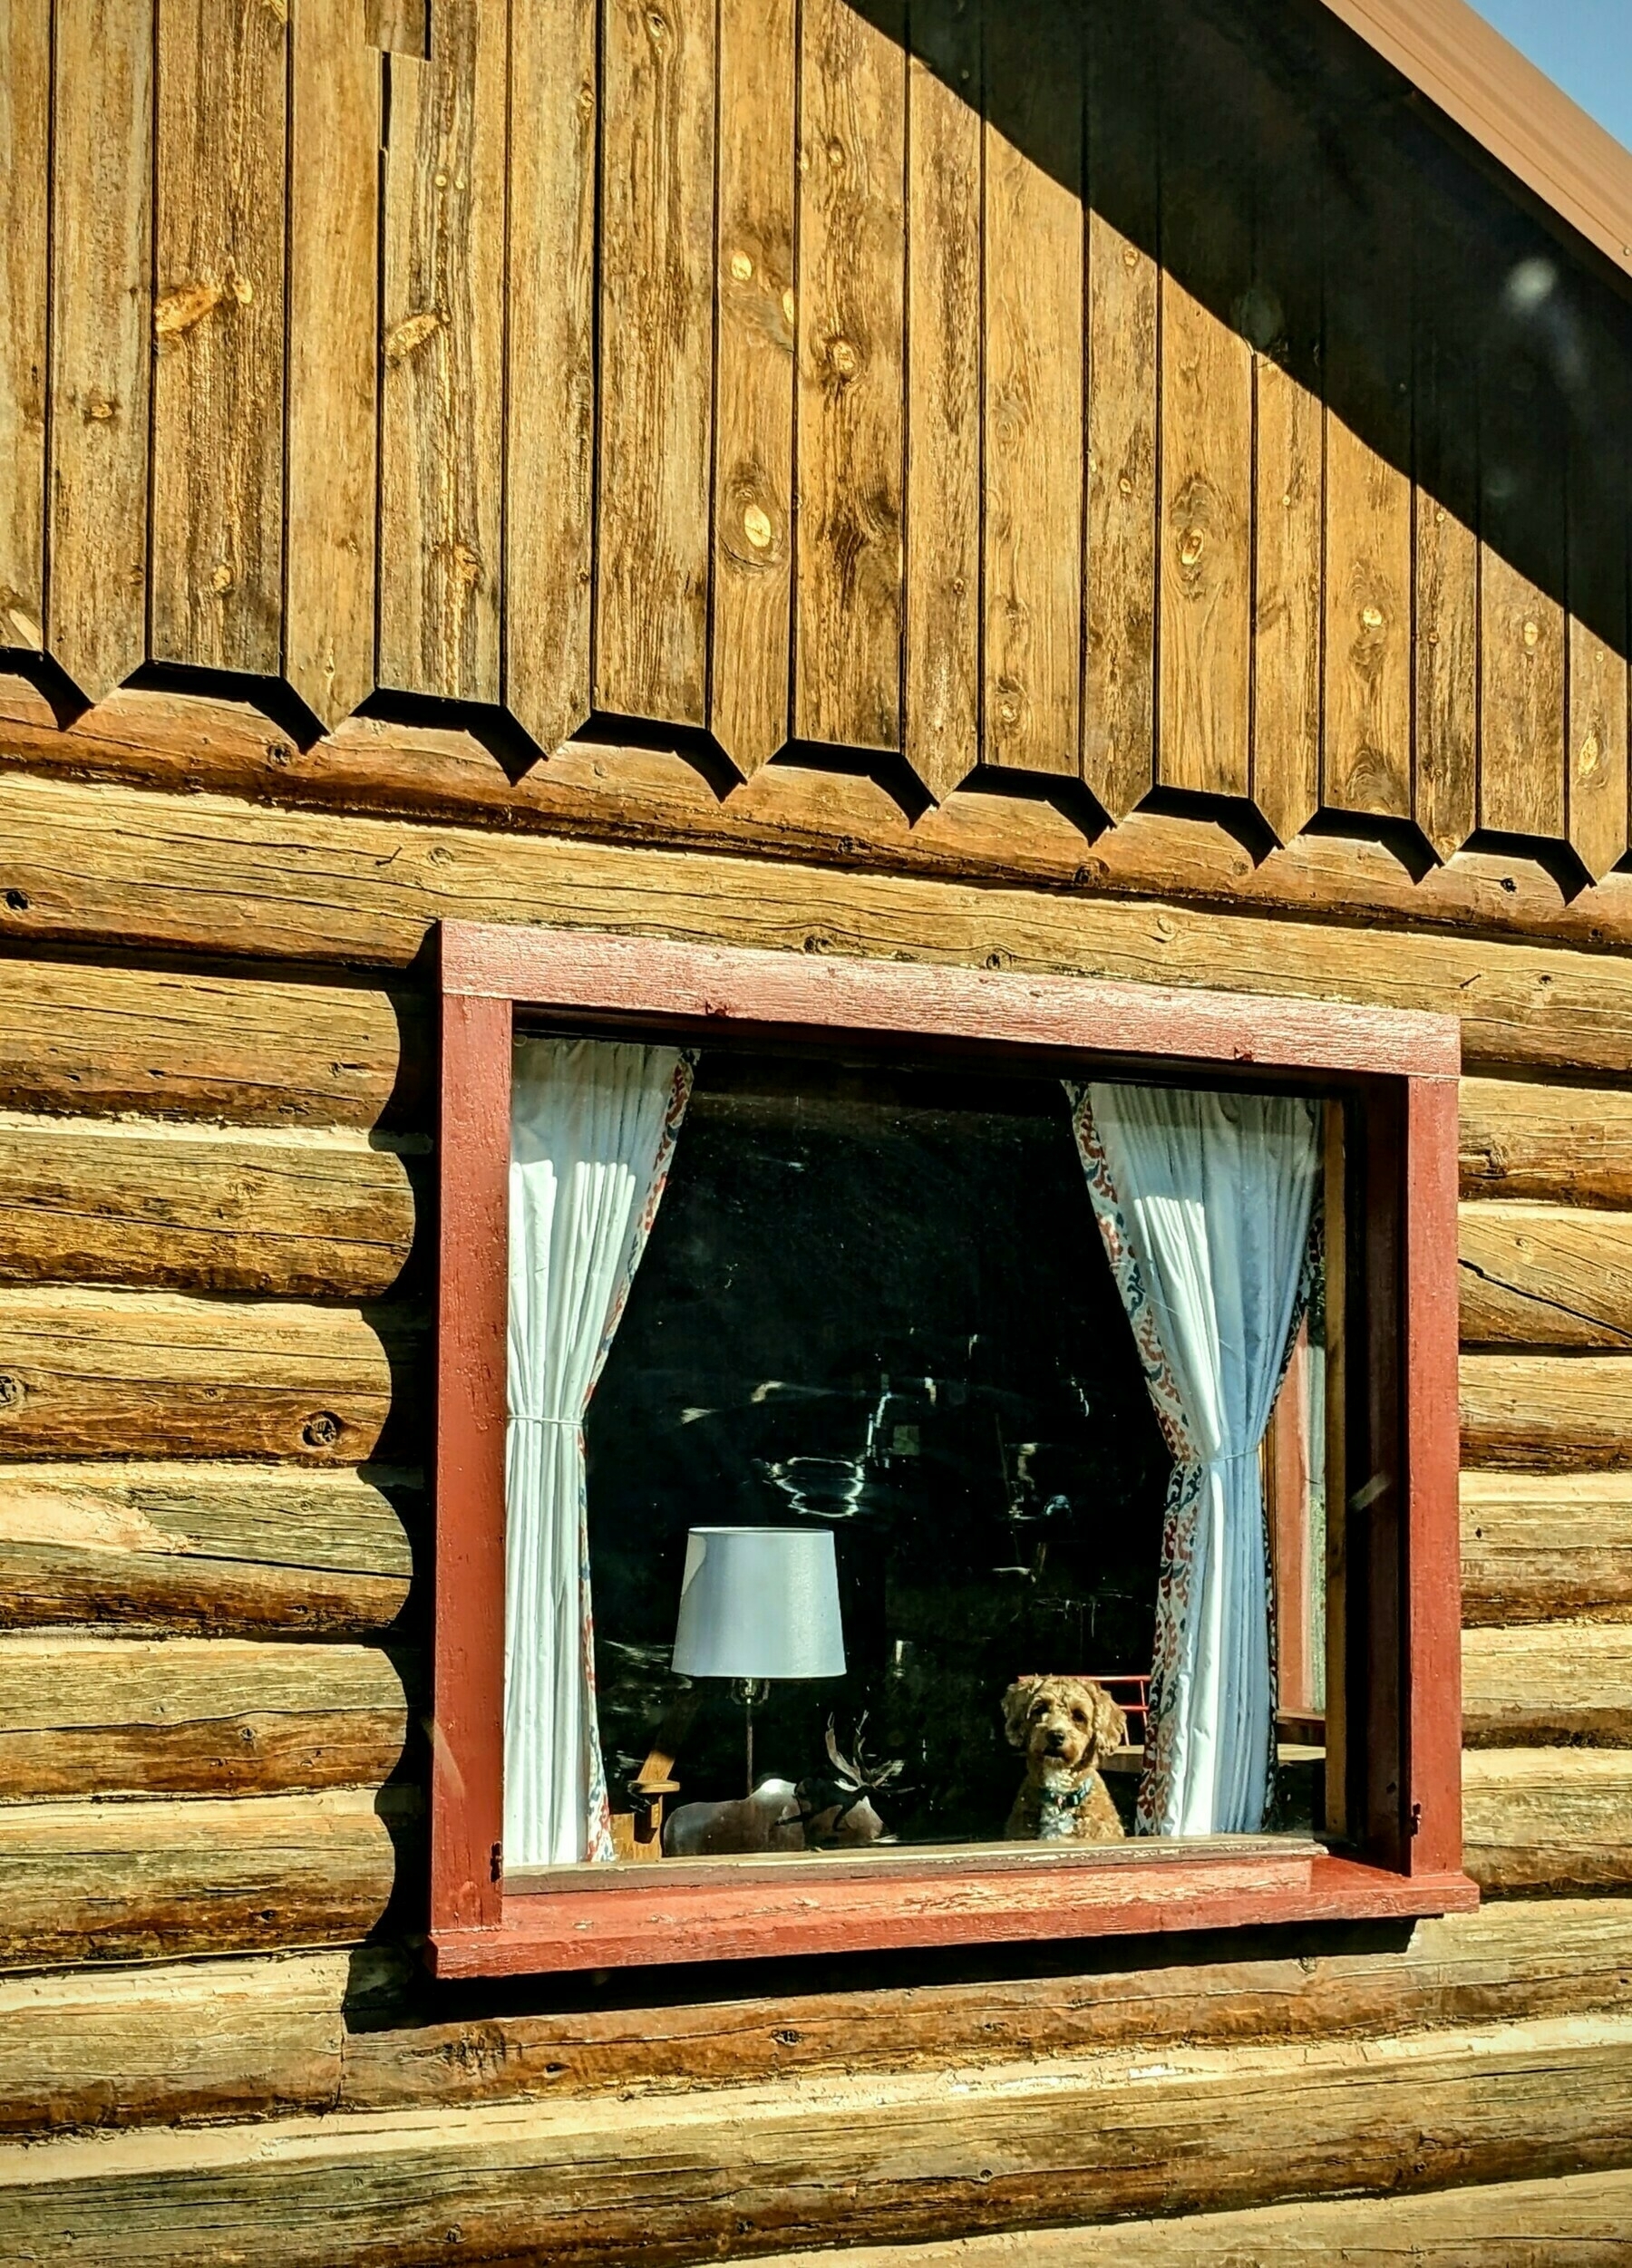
top-left (508, 1414), bottom-right (584, 1428)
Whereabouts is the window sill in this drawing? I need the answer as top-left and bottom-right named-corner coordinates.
top-left (426, 1850), bottom-right (1480, 1980)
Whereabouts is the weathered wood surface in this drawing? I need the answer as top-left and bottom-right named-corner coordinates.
top-left (3, 2013), bottom-right (1631, 2263)
top-left (14, 771), bottom-right (1632, 1087)
top-left (1462, 1473), bottom-right (1632, 1625)
top-left (1462, 1078), bottom-right (1632, 1209)
top-left (0, 1121), bottom-right (415, 1299)
top-left (1460, 1203), bottom-right (1632, 1348)
top-left (46, 0), bottom-right (152, 703)
top-left (1464, 1624), bottom-right (1632, 1747)
top-left (24, 679), bottom-right (1632, 963)
top-left (7, 1902), bottom-right (1632, 2137)
top-left (0, 0), bottom-right (47, 654)
top-left (0, 1288), bottom-right (405, 1464)
top-left (151, 0), bottom-right (287, 675)
top-left (0, 1634), bottom-right (415, 1801)
top-left (0, 1788), bottom-right (407, 1969)
top-left (1464, 1750), bottom-right (1632, 1895)
top-left (1462, 1356), bottom-right (1632, 1471)
top-left (284, 0), bottom-right (378, 729)
top-left (378, 0), bottom-right (505, 703)
top-left (0, 953), bottom-right (420, 1130)
top-left (751, 2167), bottom-right (1632, 2265)
top-left (0, 1462), bottom-right (417, 1636)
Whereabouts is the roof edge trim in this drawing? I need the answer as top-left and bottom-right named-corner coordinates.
top-left (1319, 0), bottom-right (1632, 279)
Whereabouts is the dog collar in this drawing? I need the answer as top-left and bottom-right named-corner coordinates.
top-left (1040, 1780), bottom-right (1093, 1813)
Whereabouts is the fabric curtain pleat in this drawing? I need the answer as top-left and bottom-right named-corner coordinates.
top-left (505, 1036), bottom-right (693, 1867)
top-left (1067, 1082), bottom-right (1319, 1837)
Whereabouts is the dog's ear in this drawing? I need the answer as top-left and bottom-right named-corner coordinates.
top-left (1001, 1678), bottom-right (1038, 1749)
top-left (1090, 1682), bottom-right (1128, 1761)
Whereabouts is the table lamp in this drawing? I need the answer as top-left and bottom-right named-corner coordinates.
top-left (670, 1527), bottom-right (846, 1795)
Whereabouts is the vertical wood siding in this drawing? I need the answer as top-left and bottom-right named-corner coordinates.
top-left (0, 0), bottom-right (1628, 861)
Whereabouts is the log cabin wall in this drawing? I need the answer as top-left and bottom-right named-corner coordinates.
top-left (4, 0), bottom-right (1632, 2258)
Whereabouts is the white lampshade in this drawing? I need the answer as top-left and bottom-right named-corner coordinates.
top-left (670, 1527), bottom-right (846, 1681)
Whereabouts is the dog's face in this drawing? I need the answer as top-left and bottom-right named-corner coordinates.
top-left (1002, 1676), bottom-right (1127, 1775)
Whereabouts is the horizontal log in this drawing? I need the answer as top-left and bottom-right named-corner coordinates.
top-left (0, 1634), bottom-right (418, 1800)
top-left (1462, 1473), bottom-right (1632, 1624)
top-left (0, 1462), bottom-right (419, 1635)
top-left (0, 951), bottom-right (419, 1129)
top-left (0, 1788), bottom-right (407, 1969)
top-left (0, 1287), bottom-right (409, 1463)
top-left (8, 769), bottom-right (1632, 1074)
top-left (14, 675), bottom-right (1632, 962)
top-left (0, 1120), bottom-right (417, 1299)
top-left (13, 1900), bottom-right (1632, 2139)
top-left (1462, 1077), bottom-right (1632, 1209)
top-left (749, 2167), bottom-right (1632, 2265)
top-left (1463, 1625), bottom-right (1632, 1746)
top-left (2, 2014), bottom-right (1630, 2264)
top-left (1461, 1354), bottom-right (1632, 1470)
top-left (1463, 1749), bottom-right (1632, 1895)
top-left (1460, 1203), bottom-right (1632, 1348)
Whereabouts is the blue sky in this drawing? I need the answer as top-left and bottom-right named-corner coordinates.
top-left (1472, 2), bottom-right (1632, 152)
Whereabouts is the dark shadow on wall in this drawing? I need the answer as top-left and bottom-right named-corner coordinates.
top-left (846, 0), bottom-right (1631, 663)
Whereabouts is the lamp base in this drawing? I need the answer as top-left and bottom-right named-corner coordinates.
top-left (730, 1677), bottom-right (772, 1795)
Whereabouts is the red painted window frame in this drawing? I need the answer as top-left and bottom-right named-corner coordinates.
top-left (430, 920), bottom-right (1477, 1980)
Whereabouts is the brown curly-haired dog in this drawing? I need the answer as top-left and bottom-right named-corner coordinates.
top-left (1001, 1675), bottom-right (1128, 1843)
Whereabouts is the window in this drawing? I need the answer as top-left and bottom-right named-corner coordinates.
top-left (431, 923), bottom-right (1474, 1978)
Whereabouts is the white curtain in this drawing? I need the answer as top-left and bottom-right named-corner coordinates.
top-left (1069, 1082), bottom-right (1318, 1837)
top-left (506, 1036), bottom-right (693, 1867)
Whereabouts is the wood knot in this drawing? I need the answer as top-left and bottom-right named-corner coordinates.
top-left (1522, 618), bottom-right (1540, 650)
top-left (829, 337), bottom-right (859, 379)
top-left (1178, 526), bottom-right (1205, 567)
top-left (743, 502), bottom-right (773, 551)
top-left (1579, 732), bottom-right (1602, 779)
top-left (782, 288), bottom-right (796, 329)
top-left (3, 888), bottom-right (28, 911)
top-left (210, 564), bottom-right (234, 593)
top-left (1360, 604), bottom-right (1384, 631)
top-left (0, 1374), bottom-right (25, 1410)
top-left (154, 277), bottom-right (223, 344)
top-left (302, 1411), bottom-right (343, 1449)
top-left (646, 8), bottom-right (667, 43)
top-left (386, 309), bottom-right (442, 363)
top-left (729, 250), bottom-right (753, 282)
top-left (826, 138), bottom-right (844, 169)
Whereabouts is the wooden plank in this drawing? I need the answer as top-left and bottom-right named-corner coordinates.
top-left (1323, 418), bottom-right (1412, 819)
top-left (151, 0), bottom-right (287, 674)
top-left (902, 6), bottom-right (980, 804)
top-left (1464, 1749), bottom-right (1632, 1895)
top-left (1463, 1473), bottom-right (1632, 1626)
top-left (0, 1633), bottom-right (415, 1800)
top-left (1462, 1354), bottom-right (1632, 1471)
top-left (0, 1947), bottom-right (357, 2133)
top-left (1568, 618), bottom-right (1629, 886)
top-left (365, 0), bottom-right (426, 54)
top-left (745, 2169), bottom-right (1632, 2266)
top-left (0, 1461), bottom-right (417, 1637)
top-left (1479, 551), bottom-right (1567, 840)
top-left (285, 0), bottom-right (378, 729)
top-left (0, 955), bottom-right (420, 1131)
top-left (0, 1788), bottom-right (404, 1969)
top-left (1460, 1201), bottom-right (1632, 1349)
top-left (594, 0), bottom-right (715, 726)
top-left (0, 0), bottom-right (47, 654)
top-left (21, 769), bottom-right (1632, 1079)
top-left (1158, 281), bottom-right (1251, 797)
top-left (1082, 0), bottom-right (1157, 823)
top-left (980, 0), bottom-right (1083, 776)
top-left (5, 2014), bottom-right (1632, 2260)
top-left (1462, 1077), bottom-right (1632, 1210)
top-left (504, 0), bottom-right (597, 756)
top-left (378, 0), bottom-right (505, 702)
top-left (2, 1900), bottom-right (1628, 2138)
top-left (1464, 1624), bottom-right (1632, 1747)
top-left (0, 1287), bottom-right (404, 1464)
top-left (1252, 364), bottom-right (1322, 845)
top-left (0, 1122), bottom-right (415, 1300)
top-left (24, 673), bottom-right (1632, 963)
top-left (707, 0), bottom-right (796, 774)
top-left (1414, 500), bottom-right (1479, 863)
top-left (45, 0), bottom-right (153, 703)
top-left (793, 0), bottom-right (906, 754)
